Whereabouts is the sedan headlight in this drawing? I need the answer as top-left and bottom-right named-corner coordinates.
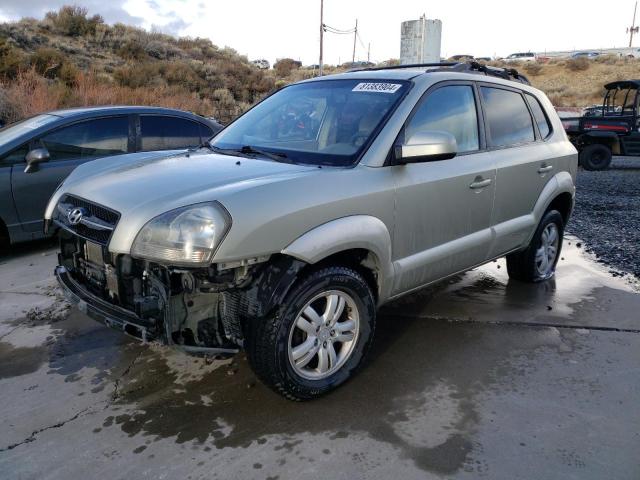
top-left (131, 202), bottom-right (231, 265)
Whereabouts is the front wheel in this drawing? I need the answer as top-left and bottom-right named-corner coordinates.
top-left (245, 266), bottom-right (376, 401)
top-left (506, 210), bottom-right (564, 282)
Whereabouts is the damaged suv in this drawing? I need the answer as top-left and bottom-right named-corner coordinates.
top-left (47, 63), bottom-right (577, 400)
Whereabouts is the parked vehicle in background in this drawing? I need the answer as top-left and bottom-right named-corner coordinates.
top-left (571, 51), bottom-right (600, 59)
top-left (563, 80), bottom-right (640, 170)
top-left (449, 54), bottom-right (475, 61)
top-left (506, 52), bottom-right (537, 62)
top-left (475, 56), bottom-right (492, 62)
top-left (0, 106), bottom-right (222, 247)
top-left (251, 59), bottom-right (270, 69)
top-left (47, 62), bottom-right (577, 400)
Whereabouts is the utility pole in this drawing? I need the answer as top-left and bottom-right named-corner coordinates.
top-left (319, 0), bottom-right (324, 76)
top-left (352, 19), bottom-right (358, 63)
top-left (367, 42), bottom-right (370, 62)
top-left (628, 1), bottom-right (639, 47)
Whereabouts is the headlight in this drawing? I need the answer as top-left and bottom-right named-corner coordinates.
top-left (131, 202), bottom-right (231, 265)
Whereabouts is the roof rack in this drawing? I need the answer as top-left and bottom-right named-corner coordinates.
top-left (351, 61), bottom-right (531, 86)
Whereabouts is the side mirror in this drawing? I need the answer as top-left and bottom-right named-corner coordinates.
top-left (394, 131), bottom-right (458, 164)
top-left (24, 148), bottom-right (50, 173)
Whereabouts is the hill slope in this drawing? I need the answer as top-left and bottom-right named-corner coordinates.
top-left (0, 6), bottom-right (275, 124)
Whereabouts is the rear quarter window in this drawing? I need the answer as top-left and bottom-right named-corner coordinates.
top-left (481, 87), bottom-right (535, 147)
top-left (525, 93), bottom-right (552, 139)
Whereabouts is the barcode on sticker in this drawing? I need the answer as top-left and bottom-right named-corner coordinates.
top-left (352, 83), bottom-right (402, 93)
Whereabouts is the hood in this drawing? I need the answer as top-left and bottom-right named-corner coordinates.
top-left (56, 150), bottom-right (317, 213)
top-left (46, 149), bottom-right (319, 252)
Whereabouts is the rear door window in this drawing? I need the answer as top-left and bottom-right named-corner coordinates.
top-left (39, 117), bottom-right (129, 161)
top-left (406, 85), bottom-right (480, 153)
top-left (525, 94), bottom-right (552, 139)
top-left (481, 87), bottom-right (535, 147)
top-left (140, 116), bottom-right (202, 151)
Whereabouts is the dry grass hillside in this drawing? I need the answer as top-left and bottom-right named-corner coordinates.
top-left (0, 6), bottom-right (275, 124)
top-left (494, 56), bottom-right (640, 107)
top-left (1, 6), bottom-right (639, 125)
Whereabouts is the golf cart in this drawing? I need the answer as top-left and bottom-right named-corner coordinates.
top-left (563, 80), bottom-right (640, 170)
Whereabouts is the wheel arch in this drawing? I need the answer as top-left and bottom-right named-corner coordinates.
top-left (525, 171), bottom-right (575, 245)
top-left (281, 215), bottom-right (394, 304)
top-left (545, 191), bottom-right (574, 226)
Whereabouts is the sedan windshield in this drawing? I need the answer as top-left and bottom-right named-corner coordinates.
top-left (212, 79), bottom-right (409, 166)
top-left (0, 114), bottom-right (59, 145)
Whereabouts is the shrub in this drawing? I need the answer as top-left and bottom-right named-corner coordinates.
top-left (0, 38), bottom-right (25, 79)
top-left (29, 47), bottom-right (65, 78)
top-left (274, 58), bottom-right (301, 77)
top-left (566, 57), bottom-right (590, 72)
top-left (117, 40), bottom-right (147, 60)
top-left (523, 62), bottom-right (543, 76)
top-left (45, 6), bottom-right (104, 37)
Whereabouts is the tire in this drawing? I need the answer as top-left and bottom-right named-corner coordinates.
top-left (245, 266), bottom-right (376, 401)
top-left (579, 144), bottom-right (612, 171)
top-left (0, 221), bottom-right (9, 255)
top-left (506, 210), bottom-right (564, 283)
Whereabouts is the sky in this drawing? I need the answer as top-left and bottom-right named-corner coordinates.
top-left (0, 0), bottom-right (638, 65)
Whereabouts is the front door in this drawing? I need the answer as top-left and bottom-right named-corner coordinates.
top-left (392, 83), bottom-right (496, 294)
top-left (11, 116), bottom-right (130, 232)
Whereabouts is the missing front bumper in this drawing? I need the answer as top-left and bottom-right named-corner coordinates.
top-left (55, 265), bottom-right (157, 342)
top-left (55, 265), bottom-right (239, 356)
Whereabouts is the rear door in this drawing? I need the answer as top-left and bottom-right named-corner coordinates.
top-left (137, 115), bottom-right (206, 152)
top-left (11, 116), bottom-right (130, 232)
top-left (481, 85), bottom-right (556, 256)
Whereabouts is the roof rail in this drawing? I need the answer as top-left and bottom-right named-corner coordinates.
top-left (351, 61), bottom-right (531, 86)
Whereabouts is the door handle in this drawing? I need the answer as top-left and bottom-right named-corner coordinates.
top-left (537, 164), bottom-right (553, 174)
top-left (469, 178), bottom-right (492, 189)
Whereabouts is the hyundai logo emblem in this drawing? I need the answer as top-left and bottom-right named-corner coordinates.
top-left (67, 207), bottom-right (87, 225)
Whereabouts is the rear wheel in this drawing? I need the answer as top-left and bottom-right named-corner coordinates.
top-left (245, 266), bottom-right (376, 401)
top-left (579, 144), bottom-right (612, 171)
top-left (506, 210), bottom-right (564, 283)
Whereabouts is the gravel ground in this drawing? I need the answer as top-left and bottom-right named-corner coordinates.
top-left (568, 156), bottom-right (640, 279)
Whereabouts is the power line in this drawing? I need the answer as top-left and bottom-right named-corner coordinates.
top-left (323, 24), bottom-right (356, 34)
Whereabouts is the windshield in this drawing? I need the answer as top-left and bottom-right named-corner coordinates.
top-left (212, 79), bottom-right (409, 166)
top-left (0, 114), bottom-right (59, 145)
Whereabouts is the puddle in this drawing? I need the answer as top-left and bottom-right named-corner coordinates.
top-left (0, 342), bottom-right (48, 380)
top-left (383, 236), bottom-right (640, 331)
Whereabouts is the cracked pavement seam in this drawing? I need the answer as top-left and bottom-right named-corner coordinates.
top-left (109, 350), bottom-right (144, 404)
top-left (0, 348), bottom-right (143, 452)
top-left (0, 408), bottom-right (92, 452)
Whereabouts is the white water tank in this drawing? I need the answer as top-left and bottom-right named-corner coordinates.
top-left (400, 15), bottom-right (442, 64)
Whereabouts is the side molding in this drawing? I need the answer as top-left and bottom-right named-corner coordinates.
top-left (281, 215), bottom-right (395, 303)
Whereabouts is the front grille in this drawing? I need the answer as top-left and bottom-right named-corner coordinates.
top-left (53, 195), bottom-right (120, 246)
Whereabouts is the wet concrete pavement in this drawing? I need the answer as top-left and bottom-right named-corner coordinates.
top-left (1, 237), bottom-right (639, 479)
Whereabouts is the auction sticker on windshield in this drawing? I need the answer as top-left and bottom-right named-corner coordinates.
top-left (352, 83), bottom-right (402, 93)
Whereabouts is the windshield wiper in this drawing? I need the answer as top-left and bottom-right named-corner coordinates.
top-left (237, 145), bottom-right (290, 163)
top-left (205, 144), bottom-right (253, 158)
top-left (200, 143), bottom-right (292, 163)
